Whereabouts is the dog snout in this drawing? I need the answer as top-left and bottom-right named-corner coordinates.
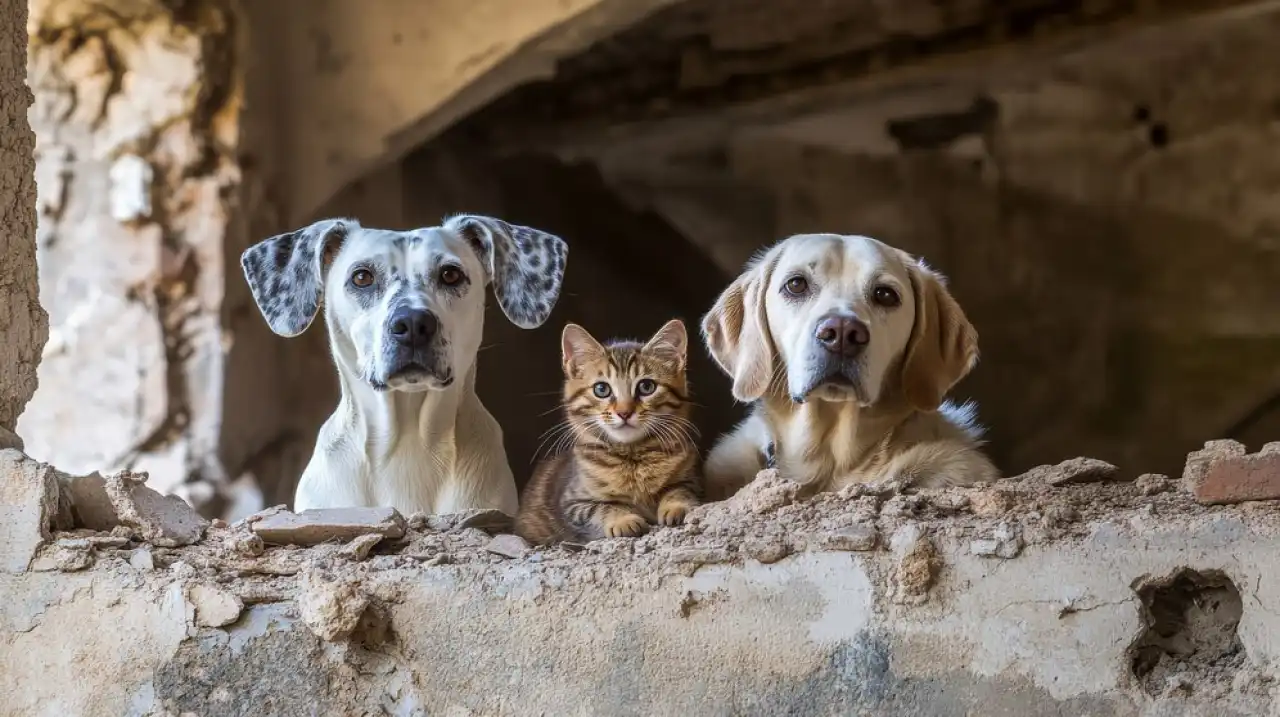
top-left (388, 307), bottom-right (439, 348)
top-left (814, 313), bottom-right (870, 357)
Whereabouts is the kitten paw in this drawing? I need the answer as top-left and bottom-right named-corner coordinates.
top-left (658, 502), bottom-right (691, 527)
top-left (604, 513), bottom-right (648, 538)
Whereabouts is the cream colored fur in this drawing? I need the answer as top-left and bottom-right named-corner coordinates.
top-left (702, 233), bottom-right (999, 500)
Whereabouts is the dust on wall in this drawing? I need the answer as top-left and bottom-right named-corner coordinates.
top-left (20, 0), bottom-right (242, 513)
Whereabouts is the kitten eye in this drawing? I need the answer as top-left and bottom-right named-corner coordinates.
top-left (872, 285), bottom-right (901, 308)
top-left (439, 265), bottom-right (464, 286)
top-left (592, 382), bottom-right (612, 399)
top-left (636, 379), bottom-right (657, 397)
top-left (783, 275), bottom-right (809, 297)
top-left (350, 268), bottom-right (375, 288)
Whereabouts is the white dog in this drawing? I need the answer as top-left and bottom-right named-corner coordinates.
top-left (702, 233), bottom-right (998, 500)
top-left (240, 215), bottom-right (568, 516)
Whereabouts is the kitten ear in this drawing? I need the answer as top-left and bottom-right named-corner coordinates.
top-left (644, 319), bottom-right (688, 368)
top-left (561, 323), bottom-right (605, 377)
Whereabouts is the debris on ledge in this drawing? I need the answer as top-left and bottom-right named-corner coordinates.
top-left (3, 438), bottom-right (1277, 589)
top-left (1183, 439), bottom-right (1280, 505)
top-left (249, 507), bottom-right (407, 546)
top-left (6, 440), bottom-right (1280, 714)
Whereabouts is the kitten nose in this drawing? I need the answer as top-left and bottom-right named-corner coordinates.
top-left (814, 313), bottom-right (870, 357)
top-left (388, 308), bottom-right (438, 348)
top-left (615, 408), bottom-right (634, 422)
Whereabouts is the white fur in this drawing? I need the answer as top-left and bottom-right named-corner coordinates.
top-left (242, 217), bottom-right (567, 517)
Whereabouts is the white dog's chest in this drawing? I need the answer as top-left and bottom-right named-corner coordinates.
top-left (295, 428), bottom-right (509, 516)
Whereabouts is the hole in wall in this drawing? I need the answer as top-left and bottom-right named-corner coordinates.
top-left (1128, 568), bottom-right (1245, 696)
top-left (1148, 122), bottom-right (1169, 148)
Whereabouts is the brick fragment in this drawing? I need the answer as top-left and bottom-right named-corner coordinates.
top-left (1183, 440), bottom-right (1280, 505)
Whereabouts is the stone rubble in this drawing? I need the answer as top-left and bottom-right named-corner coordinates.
top-left (3, 439), bottom-right (1280, 656)
top-left (251, 507), bottom-right (407, 545)
top-left (0, 449), bottom-right (60, 572)
top-left (103, 470), bottom-right (208, 547)
top-left (338, 533), bottom-right (385, 561)
top-left (1183, 439), bottom-right (1280, 505)
top-left (298, 570), bottom-right (370, 641)
top-left (485, 533), bottom-right (531, 559)
top-left (188, 583), bottom-right (244, 628)
top-left (1034, 457), bottom-right (1119, 486)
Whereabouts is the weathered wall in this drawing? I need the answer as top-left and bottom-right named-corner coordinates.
top-left (481, 1), bottom-right (1280, 478)
top-left (21, 0), bottom-right (242, 512)
top-left (3, 461), bottom-right (1279, 716)
top-left (250, 0), bottom-right (682, 226)
top-left (0, 0), bottom-right (44, 443)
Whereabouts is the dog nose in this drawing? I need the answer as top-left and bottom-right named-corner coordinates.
top-left (388, 308), bottom-right (439, 348)
top-left (814, 314), bottom-right (870, 357)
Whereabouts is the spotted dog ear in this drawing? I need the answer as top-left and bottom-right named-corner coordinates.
top-left (240, 219), bottom-right (353, 337)
top-left (445, 214), bottom-right (569, 329)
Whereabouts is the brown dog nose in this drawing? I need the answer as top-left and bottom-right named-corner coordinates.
top-left (814, 314), bottom-right (870, 356)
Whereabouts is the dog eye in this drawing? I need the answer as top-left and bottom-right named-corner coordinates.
top-left (636, 379), bottom-right (657, 397)
top-left (592, 382), bottom-right (612, 399)
top-left (350, 269), bottom-right (375, 288)
top-left (873, 285), bottom-right (901, 307)
top-left (784, 276), bottom-right (809, 297)
top-left (439, 266), bottom-right (464, 286)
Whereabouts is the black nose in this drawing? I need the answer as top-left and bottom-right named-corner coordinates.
top-left (388, 307), bottom-right (439, 348)
top-left (815, 313), bottom-right (870, 357)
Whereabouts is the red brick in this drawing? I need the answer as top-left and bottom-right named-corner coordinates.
top-left (1183, 440), bottom-right (1280, 505)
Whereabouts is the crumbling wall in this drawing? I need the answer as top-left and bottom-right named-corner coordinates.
top-left (0, 0), bottom-right (44, 445)
top-left (4, 448), bottom-right (1280, 716)
top-left (20, 0), bottom-right (242, 513)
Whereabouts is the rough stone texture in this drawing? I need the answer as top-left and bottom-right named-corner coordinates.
top-left (1034, 457), bottom-right (1120, 486)
top-left (5, 463), bottom-right (1280, 714)
top-left (251, 508), bottom-right (407, 546)
top-left (188, 583), bottom-right (242, 628)
top-left (1183, 439), bottom-right (1280, 504)
top-left (103, 471), bottom-right (209, 548)
top-left (57, 472), bottom-right (118, 532)
top-left (0, 450), bottom-right (59, 573)
top-left (0, 0), bottom-right (45, 435)
top-left (21, 0), bottom-right (242, 515)
top-left (485, 533), bottom-right (531, 560)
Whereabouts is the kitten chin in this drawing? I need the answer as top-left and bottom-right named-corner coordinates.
top-left (516, 320), bottom-right (705, 545)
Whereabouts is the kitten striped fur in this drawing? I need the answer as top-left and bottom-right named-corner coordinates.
top-left (516, 319), bottom-right (702, 544)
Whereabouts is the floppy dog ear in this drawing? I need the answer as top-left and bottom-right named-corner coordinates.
top-left (240, 219), bottom-right (353, 337)
top-left (899, 257), bottom-right (979, 411)
top-left (445, 215), bottom-right (568, 329)
top-left (702, 249), bottom-right (780, 402)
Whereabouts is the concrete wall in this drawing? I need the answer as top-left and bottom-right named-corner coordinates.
top-left (3, 467), bottom-right (1278, 716)
top-left (20, 0), bottom-right (242, 514)
top-left (248, 0), bottom-right (681, 225)
top-left (0, 0), bottom-right (43, 443)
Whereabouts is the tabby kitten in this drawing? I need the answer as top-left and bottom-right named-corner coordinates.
top-left (516, 319), bottom-right (702, 544)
